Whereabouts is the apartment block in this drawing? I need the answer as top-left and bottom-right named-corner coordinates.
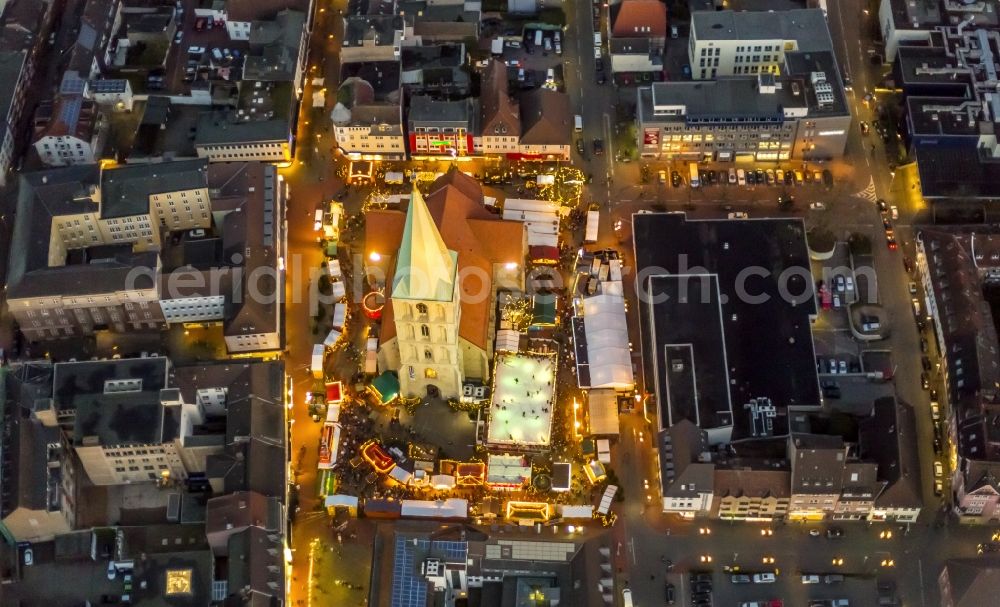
top-left (7, 160), bottom-right (284, 354)
top-left (688, 9), bottom-right (833, 80)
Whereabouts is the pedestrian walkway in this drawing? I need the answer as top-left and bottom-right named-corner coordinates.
top-left (855, 177), bottom-right (878, 203)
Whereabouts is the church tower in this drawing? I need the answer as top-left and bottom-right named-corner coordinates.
top-left (391, 186), bottom-right (464, 399)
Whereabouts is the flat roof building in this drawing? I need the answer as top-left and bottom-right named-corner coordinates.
top-left (638, 51), bottom-right (850, 161)
top-left (634, 213), bottom-right (820, 444)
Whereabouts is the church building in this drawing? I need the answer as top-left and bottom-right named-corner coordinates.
top-left (365, 169), bottom-right (527, 399)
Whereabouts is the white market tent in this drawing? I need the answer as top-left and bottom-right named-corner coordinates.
top-left (323, 329), bottom-right (342, 348)
top-left (582, 292), bottom-right (634, 390)
top-left (332, 303), bottom-right (347, 329)
top-left (495, 329), bottom-right (521, 353)
top-left (588, 389), bottom-right (619, 436)
top-left (330, 281), bottom-right (346, 300)
top-left (401, 498), bottom-right (468, 519)
top-left (389, 466), bottom-right (413, 485)
top-left (559, 505), bottom-right (595, 519)
top-left (430, 474), bottom-right (457, 489)
top-left (324, 494), bottom-right (359, 508)
top-left (502, 198), bottom-right (560, 247)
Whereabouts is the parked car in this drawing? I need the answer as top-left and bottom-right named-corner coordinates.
top-left (935, 461), bottom-right (944, 477)
top-left (753, 573), bottom-right (776, 584)
top-left (934, 479), bottom-right (943, 496)
top-left (576, 139), bottom-right (585, 155)
top-left (593, 139), bottom-right (604, 155)
top-left (22, 547), bottom-right (32, 566)
top-left (731, 575), bottom-right (752, 584)
top-left (826, 527), bottom-right (844, 539)
top-left (665, 583), bottom-right (675, 604)
top-left (931, 402), bottom-right (940, 421)
top-left (658, 170), bottom-right (667, 184)
top-left (802, 575), bottom-right (821, 584)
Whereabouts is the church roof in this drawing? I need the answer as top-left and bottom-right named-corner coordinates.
top-left (391, 185), bottom-right (457, 302)
top-left (365, 167), bottom-right (526, 349)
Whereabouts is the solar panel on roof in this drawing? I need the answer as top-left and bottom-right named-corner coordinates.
top-left (60, 76), bottom-right (86, 95)
top-left (59, 97), bottom-right (83, 128)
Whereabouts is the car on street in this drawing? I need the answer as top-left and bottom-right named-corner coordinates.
top-left (776, 169), bottom-right (784, 183)
top-left (108, 561), bottom-right (117, 580)
top-left (766, 169), bottom-right (775, 184)
top-left (731, 575), bottom-right (752, 584)
top-left (860, 121), bottom-right (870, 135)
top-left (729, 168), bottom-right (737, 184)
top-left (877, 199), bottom-right (888, 213)
top-left (935, 461), bottom-right (944, 477)
top-left (826, 527), bottom-right (844, 539)
top-left (596, 71), bottom-right (606, 84)
top-left (621, 588), bottom-right (632, 607)
top-left (592, 139), bottom-right (603, 155)
top-left (834, 275), bottom-right (845, 292)
top-left (802, 575), bottom-right (821, 584)
top-left (931, 401), bottom-right (940, 421)
top-left (934, 479), bottom-right (943, 496)
top-left (921, 372), bottom-right (930, 389)
top-left (922, 356), bottom-right (932, 371)
top-left (755, 169), bottom-right (765, 183)
top-left (665, 583), bottom-right (675, 604)
top-left (671, 171), bottom-right (682, 187)
top-left (576, 139), bottom-right (585, 155)
top-left (753, 573), bottom-right (776, 584)
top-left (746, 170), bottom-right (756, 185)
top-left (22, 547), bottom-right (32, 566)
top-left (174, 30), bottom-right (183, 43)
top-left (737, 169), bottom-right (746, 185)
top-left (809, 529), bottom-right (821, 537)
top-left (891, 205), bottom-right (899, 219)
top-left (887, 236), bottom-right (898, 250)
top-left (658, 170), bottom-right (667, 184)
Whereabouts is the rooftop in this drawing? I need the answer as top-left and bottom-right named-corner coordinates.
top-left (487, 352), bottom-right (557, 447)
top-left (634, 213), bottom-right (820, 441)
top-left (100, 159), bottom-right (208, 219)
top-left (916, 147), bottom-right (1000, 199)
top-left (907, 96), bottom-right (987, 138)
top-left (691, 8), bottom-right (833, 51)
top-left (243, 9), bottom-right (306, 82)
top-left (52, 357), bottom-right (171, 447)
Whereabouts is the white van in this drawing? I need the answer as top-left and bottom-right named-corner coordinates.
top-left (594, 32), bottom-right (602, 47)
top-left (534, 30), bottom-right (543, 48)
top-left (313, 209), bottom-right (323, 231)
top-left (574, 115), bottom-right (583, 132)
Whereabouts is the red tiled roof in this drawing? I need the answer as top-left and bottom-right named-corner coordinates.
top-left (364, 167), bottom-right (526, 350)
top-left (612, 0), bottom-right (668, 38)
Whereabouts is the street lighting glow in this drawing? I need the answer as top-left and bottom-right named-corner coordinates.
top-left (369, 252), bottom-right (381, 262)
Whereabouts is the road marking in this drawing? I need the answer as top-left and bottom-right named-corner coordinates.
top-left (855, 177), bottom-right (878, 203)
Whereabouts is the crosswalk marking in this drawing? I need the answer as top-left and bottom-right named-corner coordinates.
top-left (855, 177), bottom-right (878, 203)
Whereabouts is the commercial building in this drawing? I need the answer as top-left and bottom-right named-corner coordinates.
top-left (365, 169), bottom-right (526, 399)
top-left (878, 0), bottom-right (1000, 61)
top-left (634, 213), bottom-right (821, 446)
top-left (7, 160), bottom-right (284, 354)
top-left (637, 52), bottom-right (851, 161)
top-left (0, 362), bottom-right (75, 542)
top-left (517, 89), bottom-right (572, 161)
top-left (939, 557), bottom-right (1000, 607)
top-left (384, 524), bottom-right (601, 607)
top-left (330, 76), bottom-right (406, 160)
top-left (408, 95), bottom-right (477, 159)
top-left (688, 9), bottom-right (833, 80)
top-left (916, 228), bottom-right (1000, 523)
top-left (478, 60), bottom-right (521, 157)
top-left (658, 420), bottom-right (715, 517)
top-left (608, 0), bottom-right (667, 81)
top-left (861, 398), bottom-right (923, 523)
top-left (341, 15), bottom-right (406, 63)
top-left (713, 468), bottom-right (791, 521)
top-left (893, 28), bottom-right (1000, 204)
top-left (788, 434), bottom-right (849, 521)
top-left (0, 50), bottom-right (29, 185)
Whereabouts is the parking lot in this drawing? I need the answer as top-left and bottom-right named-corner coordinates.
top-left (672, 569), bottom-right (881, 607)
